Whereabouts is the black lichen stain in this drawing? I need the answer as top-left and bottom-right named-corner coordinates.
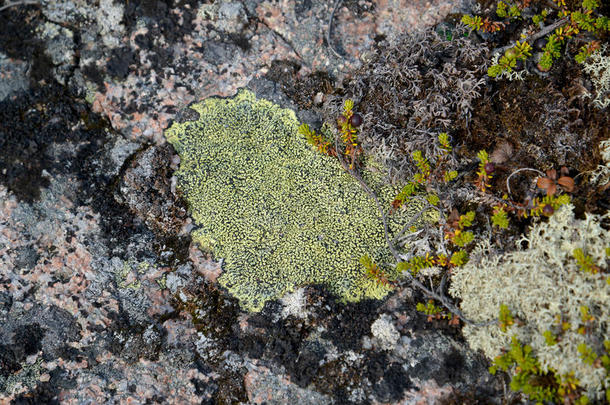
top-left (264, 60), bottom-right (335, 111)
top-left (0, 79), bottom-right (177, 260)
top-left (118, 145), bottom-right (190, 265)
top-left (107, 47), bottom-right (136, 79)
top-left (123, 0), bottom-right (197, 71)
top-left (85, 0), bottom-right (200, 89)
top-left (0, 4), bottom-right (55, 85)
top-left (0, 324), bottom-right (42, 377)
top-left (0, 83), bottom-right (106, 202)
top-left (172, 278), bottom-right (247, 404)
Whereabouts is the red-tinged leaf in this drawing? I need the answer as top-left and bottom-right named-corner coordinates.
top-left (537, 177), bottom-right (554, 190)
top-left (557, 176), bottom-right (575, 192)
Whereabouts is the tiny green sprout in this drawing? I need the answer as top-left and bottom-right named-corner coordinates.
top-left (438, 132), bottom-right (452, 153)
top-left (543, 330), bottom-right (557, 346)
top-left (449, 250), bottom-right (468, 267)
top-left (573, 248), bottom-right (599, 273)
top-left (539, 34), bottom-right (562, 71)
top-left (490, 337), bottom-right (564, 402)
top-left (488, 41), bottom-right (531, 77)
top-left (496, 1), bottom-right (508, 18)
top-left (532, 9), bottom-right (549, 25)
top-left (412, 150), bottom-right (431, 183)
top-left (360, 254), bottom-right (391, 287)
top-left (426, 193), bottom-right (440, 206)
top-left (508, 4), bottom-right (521, 18)
top-left (582, 0), bottom-right (600, 10)
top-left (575, 41), bottom-right (601, 63)
top-left (457, 211), bottom-right (475, 228)
top-left (596, 16), bottom-right (610, 30)
top-left (444, 170), bottom-right (458, 182)
top-left (452, 230), bottom-right (474, 247)
top-left (448, 211), bottom-right (475, 247)
top-left (491, 205), bottom-right (509, 229)
top-left (529, 194), bottom-right (570, 217)
top-left (499, 304), bottom-right (515, 332)
top-left (392, 182), bottom-right (419, 210)
top-left (577, 343), bottom-right (597, 365)
top-left (475, 150), bottom-right (493, 191)
top-left (299, 123), bottom-right (333, 155)
top-left (343, 99), bottom-right (354, 114)
top-left (397, 253), bottom-right (436, 277)
top-left (416, 300), bottom-right (444, 320)
top-left (462, 14), bottom-right (483, 31)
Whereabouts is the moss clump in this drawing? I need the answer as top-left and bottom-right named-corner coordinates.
top-left (166, 89), bottom-right (427, 312)
top-left (449, 204), bottom-right (610, 400)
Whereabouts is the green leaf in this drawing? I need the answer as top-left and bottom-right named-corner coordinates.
top-left (438, 132), bottom-right (451, 150)
top-left (450, 250), bottom-right (468, 266)
top-left (543, 330), bottom-right (557, 346)
top-left (343, 99), bottom-right (354, 113)
top-left (582, 0), bottom-right (600, 10)
top-left (578, 343), bottom-right (597, 365)
top-left (426, 193), bottom-right (440, 206)
top-left (453, 230), bottom-right (474, 247)
top-left (477, 150), bottom-right (489, 163)
top-left (487, 64), bottom-right (505, 77)
top-left (492, 207), bottom-right (509, 229)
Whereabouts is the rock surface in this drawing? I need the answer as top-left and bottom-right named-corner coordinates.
top-left (0, 0), bottom-right (510, 403)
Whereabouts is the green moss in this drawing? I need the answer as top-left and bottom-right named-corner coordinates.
top-left (166, 89), bottom-right (429, 312)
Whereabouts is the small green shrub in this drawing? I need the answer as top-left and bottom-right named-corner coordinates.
top-left (462, 0), bottom-right (610, 77)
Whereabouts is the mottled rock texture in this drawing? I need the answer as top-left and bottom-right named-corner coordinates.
top-left (0, 0), bottom-right (509, 403)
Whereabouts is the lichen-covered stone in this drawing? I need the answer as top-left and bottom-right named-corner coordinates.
top-left (166, 89), bottom-right (428, 312)
top-left (449, 204), bottom-right (610, 399)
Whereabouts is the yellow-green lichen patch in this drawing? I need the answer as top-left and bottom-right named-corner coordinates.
top-left (166, 89), bottom-right (427, 312)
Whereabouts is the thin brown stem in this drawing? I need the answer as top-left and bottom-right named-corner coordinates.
top-left (492, 17), bottom-right (569, 55)
top-left (334, 133), bottom-right (495, 327)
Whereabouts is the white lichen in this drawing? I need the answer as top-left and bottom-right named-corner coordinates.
top-left (370, 314), bottom-right (400, 351)
top-left (449, 204), bottom-right (609, 399)
top-left (589, 139), bottom-right (610, 187)
top-left (581, 44), bottom-right (610, 109)
top-left (95, 0), bottom-right (125, 49)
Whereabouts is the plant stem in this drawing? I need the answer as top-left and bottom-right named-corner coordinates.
top-left (492, 16), bottom-right (569, 55)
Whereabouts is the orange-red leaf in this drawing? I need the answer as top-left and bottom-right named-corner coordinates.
top-left (557, 176), bottom-right (575, 192)
top-left (537, 177), bottom-right (554, 190)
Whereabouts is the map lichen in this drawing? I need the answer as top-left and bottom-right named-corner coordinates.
top-left (166, 89), bottom-right (427, 312)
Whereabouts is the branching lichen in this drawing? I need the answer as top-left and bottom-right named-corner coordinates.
top-left (328, 24), bottom-right (488, 184)
top-left (582, 44), bottom-right (610, 109)
top-left (449, 204), bottom-right (609, 399)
